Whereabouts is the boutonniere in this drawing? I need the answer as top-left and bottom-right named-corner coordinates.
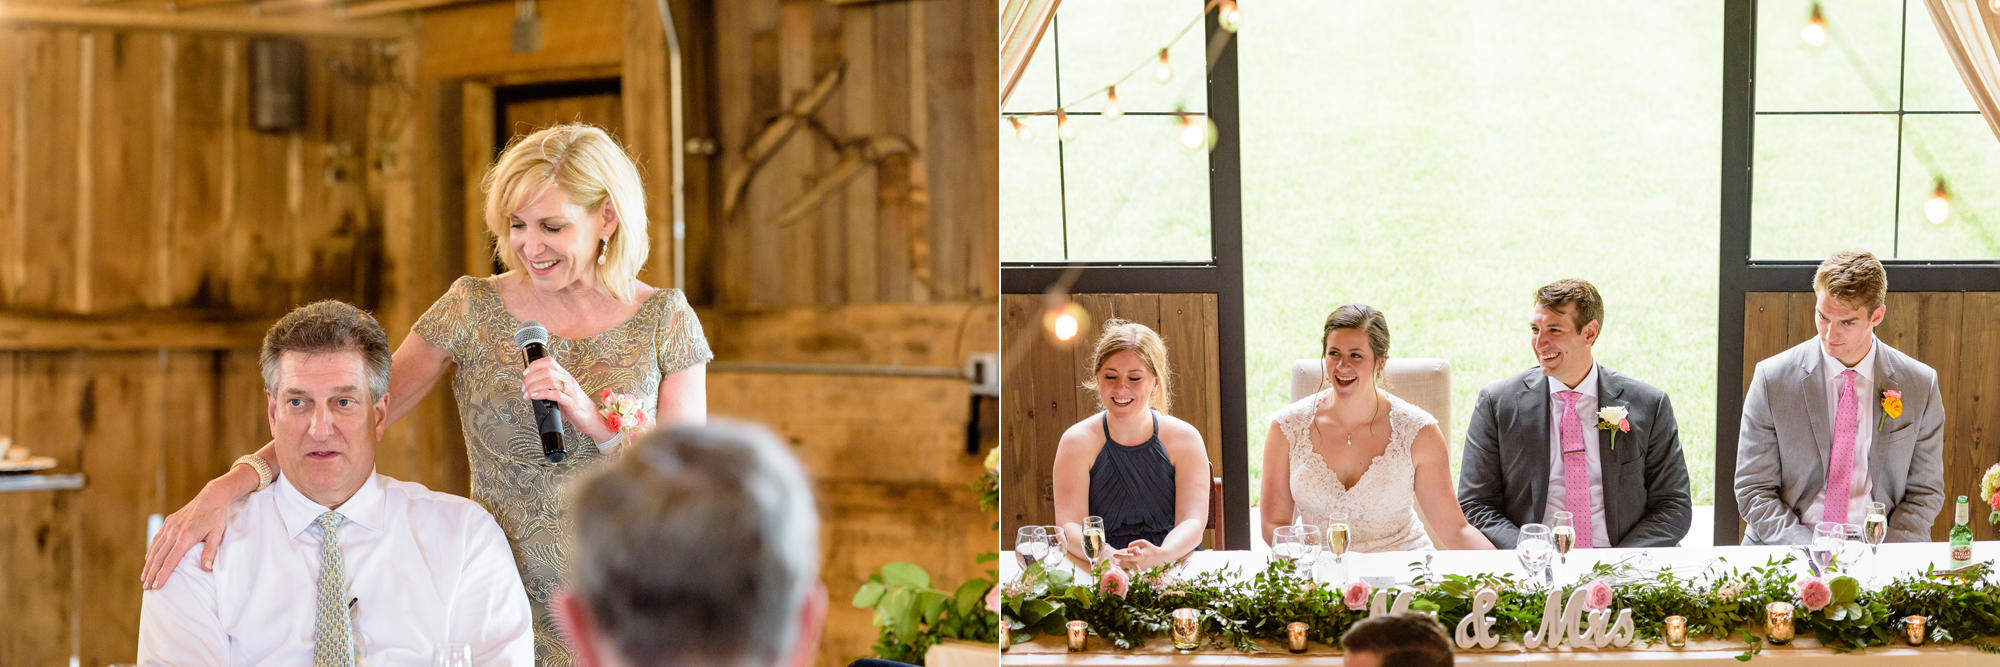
top-left (1596, 405), bottom-right (1631, 450)
top-left (1879, 389), bottom-right (1902, 425)
top-left (598, 389), bottom-right (649, 436)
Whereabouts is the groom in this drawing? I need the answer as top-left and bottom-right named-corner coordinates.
top-left (1734, 250), bottom-right (1944, 545)
top-left (1457, 279), bottom-right (1692, 549)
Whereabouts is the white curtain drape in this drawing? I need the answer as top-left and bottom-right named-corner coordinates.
top-left (1925, 0), bottom-right (2000, 143)
top-left (1000, 0), bottom-right (1061, 109)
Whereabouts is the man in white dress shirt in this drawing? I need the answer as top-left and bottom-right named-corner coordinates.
top-left (1735, 250), bottom-right (1945, 545)
top-left (139, 300), bottom-right (533, 666)
top-left (555, 423), bottom-right (827, 667)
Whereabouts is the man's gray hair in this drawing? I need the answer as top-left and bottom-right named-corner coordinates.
top-left (567, 421), bottom-right (820, 667)
top-left (258, 300), bottom-right (393, 402)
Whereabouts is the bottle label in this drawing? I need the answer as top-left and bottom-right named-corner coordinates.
top-left (1953, 544), bottom-right (1973, 563)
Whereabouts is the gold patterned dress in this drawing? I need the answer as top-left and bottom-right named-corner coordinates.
top-left (413, 276), bottom-right (713, 666)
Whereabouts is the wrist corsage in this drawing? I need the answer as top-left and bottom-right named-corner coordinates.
top-left (598, 390), bottom-right (649, 436)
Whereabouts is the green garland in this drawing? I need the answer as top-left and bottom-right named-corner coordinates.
top-left (854, 555), bottom-right (1002, 664)
top-left (1001, 556), bottom-right (2000, 660)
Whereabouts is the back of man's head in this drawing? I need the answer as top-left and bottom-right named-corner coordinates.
top-left (565, 422), bottom-right (822, 667)
top-left (1340, 613), bottom-right (1452, 667)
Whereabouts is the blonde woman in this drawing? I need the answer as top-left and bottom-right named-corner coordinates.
top-left (1051, 320), bottom-right (1210, 573)
top-left (142, 124), bottom-right (711, 665)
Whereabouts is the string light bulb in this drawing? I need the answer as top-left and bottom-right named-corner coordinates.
top-left (1924, 177), bottom-right (1951, 225)
top-left (1177, 113), bottom-right (1208, 150)
top-left (1802, 2), bottom-right (1826, 47)
top-left (1103, 86), bottom-right (1123, 121)
top-left (1154, 48), bottom-right (1173, 84)
top-left (1009, 116), bottom-right (1033, 143)
top-left (1218, 1), bottom-right (1241, 32)
top-left (1041, 291), bottom-right (1090, 347)
top-left (1056, 109), bottom-right (1077, 141)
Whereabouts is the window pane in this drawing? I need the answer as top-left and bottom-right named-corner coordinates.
top-left (1756, 0), bottom-right (1902, 112)
top-left (1900, 1), bottom-right (1981, 112)
top-left (1895, 114), bottom-right (2000, 258)
top-left (1751, 114), bottom-right (1898, 259)
top-left (1058, 117), bottom-right (1211, 261)
top-left (1003, 23), bottom-right (1059, 114)
top-left (1000, 116), bottom-right (1068, 262)
top-left (1053, 0), bottom-right (1208, 114)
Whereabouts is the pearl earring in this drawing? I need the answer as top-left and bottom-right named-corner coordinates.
top-left (598, 238), bottom-right (608, 265)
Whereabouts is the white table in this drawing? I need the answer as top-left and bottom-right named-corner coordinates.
top-left (1000, 543), bottom-right (2000, 665)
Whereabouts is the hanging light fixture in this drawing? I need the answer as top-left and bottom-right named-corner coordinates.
top-left (1176, 111), bottom-right (1209, 150)
top-left (1802, 2), bottom-right (1827, 47)
top-left (1056, 109), bottom-right (1077, 141)
top-left (1009, 116), bottom-right (1034, 143)
top-left (1218, 1), bottom-right (1241, 32)
top-left (1042, 290), bottom-right (1091, 347)
top-left (1102, 86), bottom-right (1124, 121)
top-left (1924, 177), bottom-right (1951, 225)
top-left (1154, 48), bottom-right (1174, 84)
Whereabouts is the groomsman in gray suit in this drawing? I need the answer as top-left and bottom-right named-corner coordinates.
top-left (1735, 251), bottom-right (1944, 545)
top-left (1457, 279), bottom-right (1693, 549)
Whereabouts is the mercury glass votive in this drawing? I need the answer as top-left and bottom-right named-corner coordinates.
top-left (1905, 615), bottom-right (1927, 646)
top-left (999, 622), bottom-right (1010, 652)
top-left (1286, 622), bottom-right (1310, 653)
top-left (1066, 620), bottom-right (1088, 651)
top-left (1765, 602), bottom-right (1795, 645)
top-left (1663, 615), bottom-right (1687, 648)
top-left (1171, 608), bottom-right (1201, 652)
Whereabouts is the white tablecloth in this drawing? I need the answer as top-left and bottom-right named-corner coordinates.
top-left (999, 542), bottom-right (2000, 665)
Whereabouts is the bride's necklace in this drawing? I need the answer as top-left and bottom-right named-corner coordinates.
top-left (1315, 393), bottom-right (1381, 447)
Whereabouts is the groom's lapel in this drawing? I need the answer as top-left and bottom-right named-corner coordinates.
top-left (1800, 347), bottom-right (1833, 473)
top-left (1596, 365), bottom-right (1626, 535)
top-left (1520, 372), bottom-right (1550, 522)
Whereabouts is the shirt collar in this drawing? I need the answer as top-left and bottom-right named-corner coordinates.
top-left (273, 468), bottom-right (386, 540)
top-left (1547, 363), bottom-right (1600, 401)
top-left (1820, 336), bottom-right (1879, 385)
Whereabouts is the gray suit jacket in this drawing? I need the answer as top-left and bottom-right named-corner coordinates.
top-left (1734, 338), bottom-right (1945, 545)
top-left (1457, 364), bottom-right (1693, 549)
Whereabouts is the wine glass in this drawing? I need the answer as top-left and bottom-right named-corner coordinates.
top-left (1812, 521), bottom-right (1844, 574)
top-left (1863, 502), bottom-right (1889, 556)
top-left (1842, 523), bottom-right (1868, 574)
top-left (432, 643), bottom-right (472, 667)
top-left (1015, 526), bottom-right (1050, 572)
top-left (1551, 511), bottom-right (1578, 568)
top-left (1325, 511), bottom-right (1352, 565)
top-left (1041, 525), bottom-right (1070, 569)
top-left (1518, 523), bottom-right (1554, 584)
top-left (1081, 516), bottom-right (1108, 568)
top-left (1271, 525), bottom-right (1320, 577)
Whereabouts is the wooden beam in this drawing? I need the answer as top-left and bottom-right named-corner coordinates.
top-left (344, 0), bottom-right (485, 20)
top-left (0, 4), bottom-right (411, 39)
top-left (0, 310), bottom-right (271, 350)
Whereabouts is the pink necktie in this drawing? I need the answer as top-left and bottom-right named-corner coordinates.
top-left (1825, 369), bottom-right (1860, 526)
top-left (1558, 391), bottom-right (1594, 549)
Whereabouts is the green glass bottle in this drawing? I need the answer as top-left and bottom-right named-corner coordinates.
top-left (1951, 495), bottom-right (1973, 565)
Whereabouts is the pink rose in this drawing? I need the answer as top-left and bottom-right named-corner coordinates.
top-left (1796, 577), bottom-right (1832, 612)
top-left (1585, 579), bottom-right (1614, 610)
top-left (1099, 564), bottom-right (1130, 598)
top-left (1990, 491), bottom-right (2000, 509)
top-left (1618, 418), bottom-right (1631, 433)
top-left (1343, 581), bottom-right (1371, 611)
top-left (606, 413), bottom-right (624, 431)
top-left (1884, 390), bottom-right (1901, 400)
top-left (985, 584), bottom-right (1001, 613)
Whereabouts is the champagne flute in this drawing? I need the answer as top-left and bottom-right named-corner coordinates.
top-left (1551, 511), bottom-right (1577, 568)
top-left (1325, 511), bottom-right (1352, 565)
top-left (1015, 526), bottom-right (1050, 571)
top-left (432, 643), bottom-right (472, 667)
top-left (1863, 502), bottom-right (1888, 555)
top-left (1518, 523), bottom-right (1554, 584)
top-left (1041, 525), bottom-right (1070, 569)
top-left (1081, 516), bottom-right (1108, 568)
top-left (1812, 522), bottom-right (1844, 574)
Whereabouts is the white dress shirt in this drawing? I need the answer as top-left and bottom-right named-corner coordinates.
top-left (1543, 365), bottom-right (1611, 548)
top-left (139, 470), bottom-right (534, 667)
top-left (1802, 337), bottom-right (1877, 527)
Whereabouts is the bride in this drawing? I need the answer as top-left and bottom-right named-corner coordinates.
top-left (1259, 304), bottom-right (1493, 552)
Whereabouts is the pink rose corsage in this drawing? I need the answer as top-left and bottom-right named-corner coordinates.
top-left (598, 390), bottom-right (649, 436)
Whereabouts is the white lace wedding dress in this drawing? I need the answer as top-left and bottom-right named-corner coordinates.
top-left (1272, 388), bottom-right (1435, 553)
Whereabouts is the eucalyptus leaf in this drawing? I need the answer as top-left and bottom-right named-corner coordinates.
top-left (881, 562), bottom-right (931, 589)
top-left (853, 581), bottom-right (886, 608)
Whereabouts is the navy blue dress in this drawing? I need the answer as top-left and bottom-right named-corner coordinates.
top-left (1088, 411), bottom-right (1179, 550)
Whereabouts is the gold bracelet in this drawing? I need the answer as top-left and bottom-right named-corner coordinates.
top-left (233, 454), bottom-right (274, 492)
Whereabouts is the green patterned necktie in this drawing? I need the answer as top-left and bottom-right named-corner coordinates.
top-left (312, 511), bottom-right (353, 667)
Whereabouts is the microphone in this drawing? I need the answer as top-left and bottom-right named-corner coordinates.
top-left (514, 321), bottom-right (566, 462)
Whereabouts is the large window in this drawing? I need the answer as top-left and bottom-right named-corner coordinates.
top-left (1751, 0), bottom-right (1996, 259)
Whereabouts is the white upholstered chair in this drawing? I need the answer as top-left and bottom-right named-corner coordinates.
top-left (1283, 357), bottom-right (1454, 547)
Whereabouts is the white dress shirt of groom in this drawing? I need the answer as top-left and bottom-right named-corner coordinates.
top-left (139, 344), bottom-right (533, 666)
top-left (1735, 292), bottom-right (1945, 546)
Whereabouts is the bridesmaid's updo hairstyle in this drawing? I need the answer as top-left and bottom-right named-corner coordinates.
top-left (1083, 319), bottom-right (1175, 414)
top-left (484, 123), bottom-right (651, 303)
top-left (1322, 304), bottom-right (1391, 374)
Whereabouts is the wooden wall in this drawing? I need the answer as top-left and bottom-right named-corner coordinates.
top-left (1741, 292), bottom-right (2000, 542)
top-left (999, 293), bottom-right (1223, 547)
top-left (0, 25), bottom-right (413, 667)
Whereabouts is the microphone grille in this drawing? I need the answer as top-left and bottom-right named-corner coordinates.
top-left (514, 321), bottom-right (549, 348)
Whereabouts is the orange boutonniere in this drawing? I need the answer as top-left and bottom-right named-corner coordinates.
top-left (1881, 389), bottom-right (1903, 421)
